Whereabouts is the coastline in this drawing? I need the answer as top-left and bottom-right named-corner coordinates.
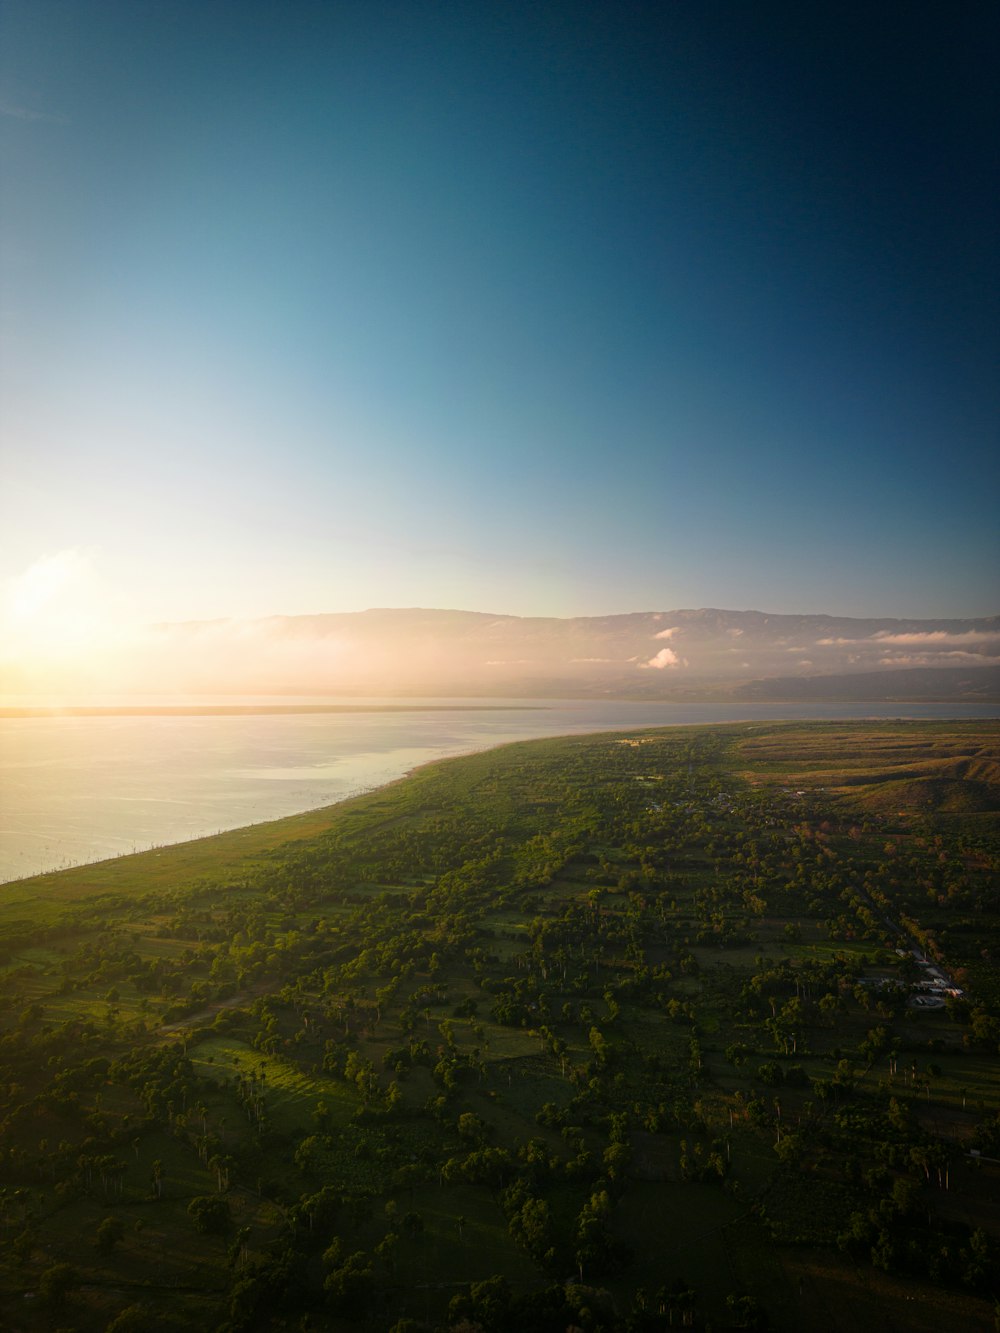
top-left (2, 705), bottom-right (997, 887)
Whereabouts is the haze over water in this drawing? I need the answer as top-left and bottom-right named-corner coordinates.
top-left (2, 698), bottom-right (996, 884)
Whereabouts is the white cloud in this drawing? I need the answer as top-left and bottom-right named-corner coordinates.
top-left (653, 626), bottom-right (679, 641)
top-left (818, 629), bottom-right (1000, 648)
top-left (879, 652), bottom-right (1000, 668)
top-left (873, 630), bottom-right (1000, 646)
top-left (639, 647), bottom-right (680, 670)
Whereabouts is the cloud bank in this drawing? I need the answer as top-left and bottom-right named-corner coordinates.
top-left (818, 630), bottom-right (1000, 647)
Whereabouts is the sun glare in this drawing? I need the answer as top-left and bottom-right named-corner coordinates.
top-left (1, 550), bottom-right (119, 666)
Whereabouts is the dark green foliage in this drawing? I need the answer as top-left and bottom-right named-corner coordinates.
top-left (227, 1250), bottom-right (303, 1330)
top-left (323, 1249), bottom-right (375, 1316)
top-left (0, 721), bottom-right (996, 1331)
top-left (187, 1194), bottom-right (232, 1235)
top-left (95, 1216), bottom-right (124, 1254)
top-left (38, 1262), bottom-right (78, 1308)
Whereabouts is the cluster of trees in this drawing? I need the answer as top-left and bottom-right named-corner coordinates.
top-left (0, 724), bottom-right (996, 1329)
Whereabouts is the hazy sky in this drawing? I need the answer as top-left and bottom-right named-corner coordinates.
top-left (2, 0), bottom-right (998, 633)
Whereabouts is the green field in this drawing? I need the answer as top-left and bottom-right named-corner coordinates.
top-left (0, 720), bottom-right (997, 1331)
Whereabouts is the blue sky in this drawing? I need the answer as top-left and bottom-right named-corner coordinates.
top-left (1, 0), bottom-right (997, 627)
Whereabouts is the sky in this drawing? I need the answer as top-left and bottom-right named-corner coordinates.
top-left (1, 0), bottom-right (998, 659)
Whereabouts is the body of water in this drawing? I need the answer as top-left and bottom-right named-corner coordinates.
top-left (1, 697), bottom-right (996, 883)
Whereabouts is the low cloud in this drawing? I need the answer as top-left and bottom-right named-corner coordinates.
top-left (879, 651), bottom-right (1000, 668)
top-left (653, 626), bottom-right (679, 641)
top-left (570, 656), bottom-right (621, 663)
top-left (818, 629), bottom-right (1000, 648)
top-left (873, 630), bottom-right (1000, 646)
top-left (640, 647), bottom-right (680, 670)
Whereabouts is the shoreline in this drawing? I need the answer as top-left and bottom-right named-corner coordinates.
top-left (3, 711), bottom-right (997, 889)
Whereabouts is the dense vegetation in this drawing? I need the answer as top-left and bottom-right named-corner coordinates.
top-left (0, 720), bottom-right (998, 1331)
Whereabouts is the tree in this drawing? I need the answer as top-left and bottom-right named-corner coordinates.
top-left (96, 1215), bottom-right (125, 1254)
top-left (449, 1274), bottom-right (512, 1328)
top-left (375, 1231), bottom-right (399, 1275)
top-left (230, 1225), bottom-right (252, 1270)
top-left (324, 1251), bottom-right (375, 1317)
top-left (508, 1196), bottom-right (552, 1261)
top-left (188, 1194), bottom-right (232, 1236)
top-left (768, 1124), bottom-right (797, 1166)
top-left (39, 1262), bottom-right (78, 1310)
top-left (458, 1111), bottom-right (489, 1143)
top-left (106, 1304), bottom-right (152, 1333)
top-left (727, 1292), bottom-right (767, 1328)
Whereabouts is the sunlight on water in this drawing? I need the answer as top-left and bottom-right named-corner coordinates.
top-left (1, 697), bottom-right (995, 882)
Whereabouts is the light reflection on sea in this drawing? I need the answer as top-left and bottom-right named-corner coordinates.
top-left (0, 696), bottom-right (996, 883)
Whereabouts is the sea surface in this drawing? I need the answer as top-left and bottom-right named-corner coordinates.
top-left (1, 696), bottom-right (996, 883)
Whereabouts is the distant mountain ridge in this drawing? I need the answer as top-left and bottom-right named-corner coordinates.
top-left (132, 607), bottom-right (1000, 701)
top-left (734, 665), bottom-right (1000, 704)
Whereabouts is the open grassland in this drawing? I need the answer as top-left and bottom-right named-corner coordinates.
top-left (735, 720), bottom-right (1000, 816)
top-left (0, 720), bottom-right (998, 1331)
